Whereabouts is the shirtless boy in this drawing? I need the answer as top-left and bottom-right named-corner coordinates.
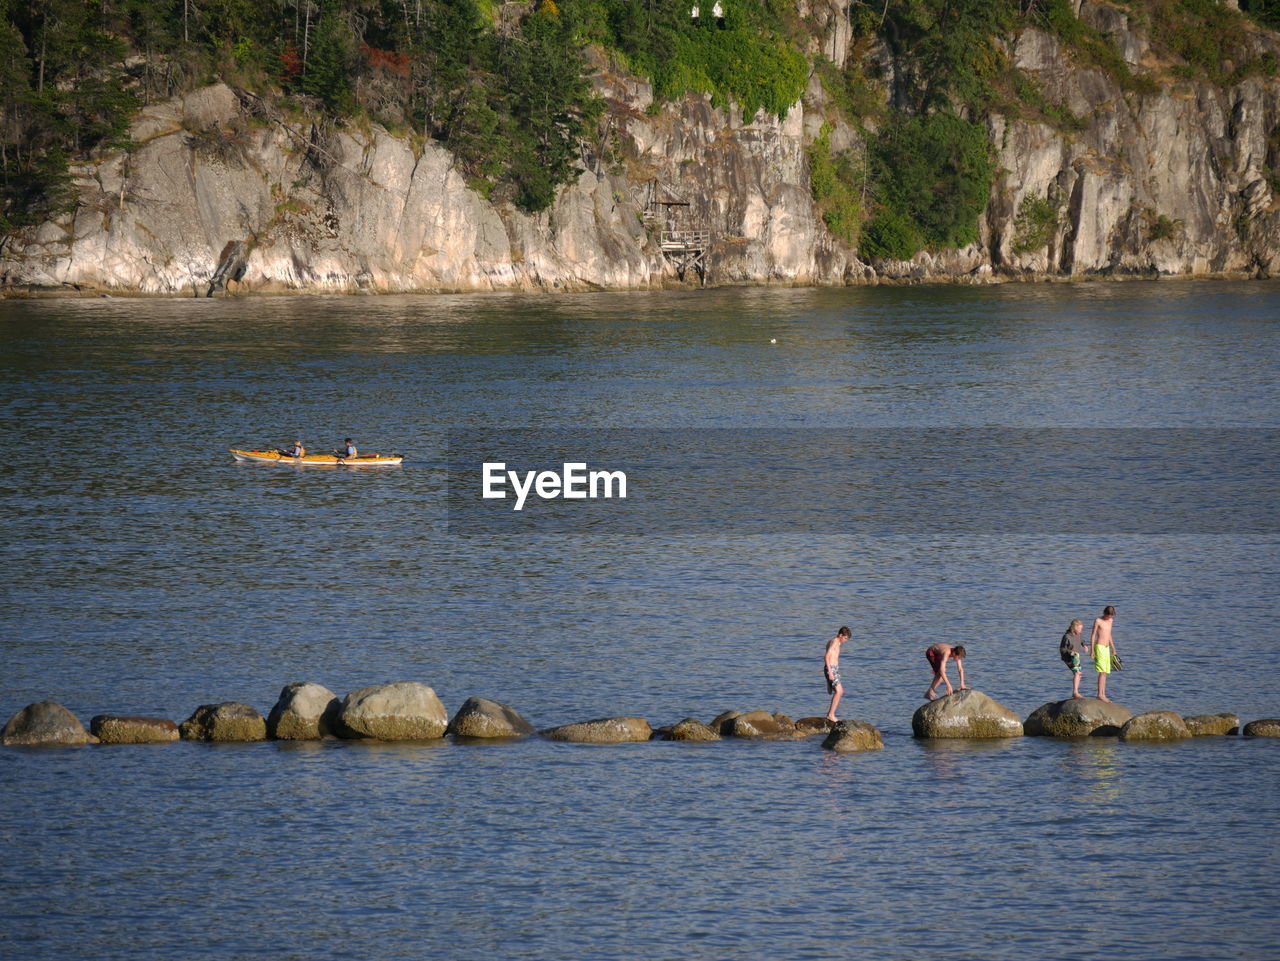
top-left (1090, 605), bottom-right (1119, 702)
top-left (924, 643), bottom-right (967, 700)
top-left (824, 626), bottom-right (851, 721)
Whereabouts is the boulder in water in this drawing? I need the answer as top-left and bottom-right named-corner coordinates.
top-left (1, 701), bottom-right (96, 746)
top-left (794, 717), bottom-right (836, 736)
top-left (179, 702), bottom-right (267, 742)
top-left (446, 696), bottom-right (535, 738)
top-left (1024, 698), bottom-right (1133, 737)
top-left (1182, 713), bottom-right (1238, 736)
top-left (90, 715), bottom-right (179, 744)
top-left (707, 711), bottom-right (742, 735)
top-left (1243, 718), bottom-right (1280, 737)
top-left (729, 710), bottom-right (800, 740)
top-left (912, 690), bottom-right (1023, 738)
top-left (660, 718), bottom-right (720, 741)
top-left (1120, 710), bottom-right (1192, 741)
top-left (336, 683), bottom-right (448, 740)
top-left (541, 717), bottom-right (652, 743)
top-left (266, 682), bottom-right (342, 740)
top-left (821, 720), bottom-right (884, 752)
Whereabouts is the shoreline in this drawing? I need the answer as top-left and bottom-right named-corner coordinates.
top-left (2, 268), bottom-right (1273, 301)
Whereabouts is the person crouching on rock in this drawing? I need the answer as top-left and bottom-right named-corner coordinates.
top-left (924, 643), bottom-right (967, 700)
top-left (1060, 619), bottom-right (1090, 699)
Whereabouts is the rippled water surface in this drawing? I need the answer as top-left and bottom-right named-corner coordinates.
top-left (2, 281), bottom-right (1278, 960)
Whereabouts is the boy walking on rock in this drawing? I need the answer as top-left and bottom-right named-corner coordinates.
top-left (824, 627), bottom-right (851, 721)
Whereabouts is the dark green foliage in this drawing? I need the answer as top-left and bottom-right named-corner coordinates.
top-left (496, 4), bottom-right (603, 210)
top-left (300, 6), bottom-right (354, 112)
top-left (1148, 212), bottom-right (1182, 242)
top-left (814, 55), bottom-right (882, 122)
top-left (1036, 0), bottom-right (1159, 94)
top-left (1242, 0), bottom-right (1280, 29)
top-left (808, 123), bottom-right (865, 247)
top-left (1143, 0), bottom-right (1260, 86)
top-left (862, 110), bottom-right (993, 259)
top-left (1012, 193), bottom-right (1059, 253)
top-left (573, 0), bottom-right (807, 120)
top-left (877, 0), bottom-right (1018, 113)
top-left (0, 0), bottom-right (138, 247)
top-left (860, 209), bottom-right (923, 261)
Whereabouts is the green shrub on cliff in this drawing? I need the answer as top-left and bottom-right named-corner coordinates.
top-left (1012, 193), bottom-right (1060, 254)
top-left (861, 110), bottom-right (993, 260)
top-left (808, 123), bottom-right (866, 247)
top-left (579, 0), bottom-right (807, 120)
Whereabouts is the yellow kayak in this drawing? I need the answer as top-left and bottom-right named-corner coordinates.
top-left (230, 448), bottom-right (403, 466)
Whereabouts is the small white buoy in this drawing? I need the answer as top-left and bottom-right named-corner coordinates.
top-left (770, 338), bottom-right (777, 344)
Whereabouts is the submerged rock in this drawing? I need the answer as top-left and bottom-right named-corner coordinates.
top-left (1024, 699), bottom-right (1133, 737)
top-left (1182, 713), bottom-right (1239, 736)
top-left (446, 696), bottom-right (535, 738)
top-left (90, 715), bottom-right (179, 744)
top-left (912, 690), bottom-right (1023, 738)
top-left (541, 717), bottom-right (652, 744)
top-left (1120, 711), bottom-right (1192, 741)
top-left (794, 717), bottom-right (836, 736)
top-left (660, 718), bottom-right (720, 742)
top-left (822, 720), bottom-right (884, 753)
top-left (707, 711), bottom-right (743, 736)
top-left (1243, 719), bottom-right (1280, 737)
top-left (336, 683), bottom-right (448, 740)
top-left (729, 711), bottom-right (800, 740)
top-left (1, 701), bottom-right (96, 746)
top-left (179, 702), bottom-right (267, 742)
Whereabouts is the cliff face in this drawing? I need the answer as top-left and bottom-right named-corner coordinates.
top-left (988, 4), bottom-right (1280, 277)
top-left (3, 0), bottom-right (1279, 294)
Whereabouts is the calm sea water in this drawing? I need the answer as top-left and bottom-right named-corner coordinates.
top-left (2, 281), bottom-right (1278, 960)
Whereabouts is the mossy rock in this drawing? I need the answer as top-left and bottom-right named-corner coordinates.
top-left (822, 720), bottom-right (884, 752)
top-left (661, 718), bottom-right (720, 741)
top-left (729, 710), bottom-right (800, 740)
top-left (912, 690), bottom-right (1022, 738)
top-left (794, 717), bottom-right (836, 736)
top-left (446, 696), bottom-right (535, 738)
top-left (1243, 718), bottom-right (1280, 737)
top-left (266, 682), bottom-right (342, 740)
top-left (1119, 710), bottom-right (1191, 741)
top-left (90, 715), bottom-right (179, 744)
top-left (541, 716), bottom-right (652, 743)
top-left (707, 711), bottom-right (743, 735)
top-left (1, 701), bottom-right (95, 746)
top-left (1024, 699), bottom-right (1133, 737)
top-left (179, 702), bottom-right (267, 742)
top-left (1182, 713), bottom-right (1238, 736)
top-left (336, 682), bottom-right (448, 740)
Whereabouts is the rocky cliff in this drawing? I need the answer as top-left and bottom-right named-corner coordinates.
top-left (3, 0), bottom-right (1279, 294)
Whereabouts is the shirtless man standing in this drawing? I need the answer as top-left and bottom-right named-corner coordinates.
top-left (1090, 606), bottom-right (1119, 702)
top-left (824, 626), bottom-right (851, 721)
top-left (924, 643), bottom-right (967, 700)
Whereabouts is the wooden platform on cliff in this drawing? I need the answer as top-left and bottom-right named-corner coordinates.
top-left (659, 228), bottom-right (710, 284)
top-left (642, 180), bottom-right (710, 284)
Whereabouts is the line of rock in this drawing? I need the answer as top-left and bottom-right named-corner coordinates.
top-left (2, 684), bottom-right (1278, 749)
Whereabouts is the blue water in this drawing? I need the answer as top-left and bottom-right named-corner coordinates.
top-left (2, 280), bottom-right (1278, 960)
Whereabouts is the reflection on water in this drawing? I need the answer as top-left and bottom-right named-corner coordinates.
top-left (1065, 738), bottom-right (1125, 805)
